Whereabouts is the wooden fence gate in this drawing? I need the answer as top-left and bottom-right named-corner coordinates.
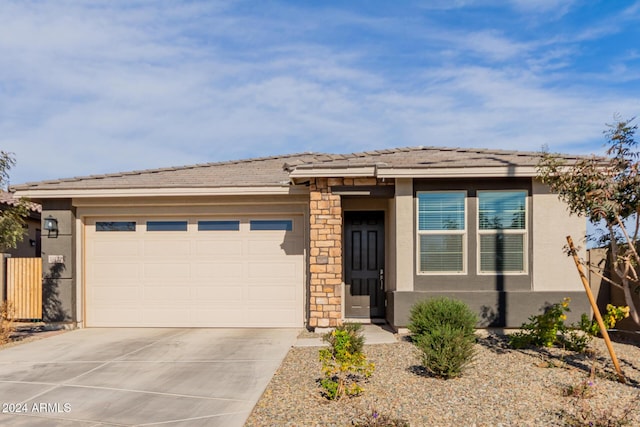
top-left (6, 258), bottom-right (42, 320)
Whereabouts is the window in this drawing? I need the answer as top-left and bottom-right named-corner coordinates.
top-left (417, 192), bottom-right (466, 273)
top-left (146, 221), bottom-right (188, 232)
top-left (96, 221), bottom-right (136, 232)
top-left (250, 220), bottom-right (293, 231)
top-left (198, 220), bottom-right (240, 231)
top-left (478, 190), bottom-right (527, 273)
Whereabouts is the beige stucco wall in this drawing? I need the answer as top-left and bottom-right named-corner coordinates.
top-left (531, 179), bottom-right (586, 292)
top-left (387, 198), bottom-right (397, 292)
top-left (394, 179), bottom-right (414, 292)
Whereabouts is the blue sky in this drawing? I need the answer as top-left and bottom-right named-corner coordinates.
top-left (1, 0), bottom-right (639, 185)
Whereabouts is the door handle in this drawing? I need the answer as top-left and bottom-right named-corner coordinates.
top-left (379, 269), bottom-right (384, 290)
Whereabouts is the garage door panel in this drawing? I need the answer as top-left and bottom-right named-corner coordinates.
top-left (248, 240), bottom-right (286, 255)
top-left (195, 308), bottom-right (248, 325)
top-left (249, 242), bottom-right (304, 258)
top-left (86, 214), bottom-right (304, 327)
top-left (91, 263), bottom-right (141, 280)
top-left (143, 287), bottom-right (192, 301)
top-left (195, 240), bottom-right (243, 256)
top-left (280, 238), bottom-right (304, 255)
top-left (248, 286), bottom-right (296, 302)
top-left (142, 309), bottom-right (193, 326)
top-left (144, 240), bottom-right (191, 256)
top-left (248, 262), bottom-right (298, 279)
top-left (194, 286), bottom-right (243, 301)
top-left (246, 308), bottom-right (298, 326)
top-left (91, 286), bottom-right (143, 304)
top-left (91, 309), bottom-right (143, 326)
top-left (143, 263), bottom-right (191, 280)
top-left (92, 240), bottom-right (140, 257)
top-left (193, 263), bottom-right (243, 279)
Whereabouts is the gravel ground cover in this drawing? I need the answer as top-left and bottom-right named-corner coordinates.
top-left (246, 334), bottom-right (640, 426)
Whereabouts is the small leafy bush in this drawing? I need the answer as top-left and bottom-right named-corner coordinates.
top-left (408, 297), bottom-right (477, 338)
top-left (319, 324), bottom-right (374, 400)
top-left (409, 298), bottom-right (477, 379)
top-left (600, 304), bottom-right (630, 330)
top-left (510, 298), bottom-right (571, 349)
top-left (323, 322), bottom-right (365, 354)
top-left (414, 323), bottom-right (476, 379)
top-left (509, 298), bottom-right (630, 352)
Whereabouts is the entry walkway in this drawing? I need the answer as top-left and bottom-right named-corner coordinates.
top-left (295, 323), bottom-right (398, 347)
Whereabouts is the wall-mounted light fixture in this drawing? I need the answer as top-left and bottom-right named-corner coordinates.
top-left (43, 216), bottom-right (59, 237)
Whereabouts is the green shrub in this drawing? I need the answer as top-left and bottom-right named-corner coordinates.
top-left (509, 298), bottom-right (571, 349)
top-left (509, 299), bottom-right (630, 352)
top-left (323, 322), bottom-right (364, 354)
top-left (409, 298), bottom-right (477, 379)
top-left (414, 323), bottom-right (476, 379)
top-left (408, 297), bottom-right (477, 338)
top-left (319, 324), bottom-right (374, 400)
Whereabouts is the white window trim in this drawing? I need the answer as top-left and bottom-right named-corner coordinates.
top-left (476, 190), bottom-right (528, 275)
top-left (416, 190), bottom-right (468, 275)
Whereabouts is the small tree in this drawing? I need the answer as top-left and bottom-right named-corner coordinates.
top-left (0, 151), bottom-right (28, 251)
top-left (537, 117), bottom-right (640, 326)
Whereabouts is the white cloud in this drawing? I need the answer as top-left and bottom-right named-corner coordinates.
top-left (463, 30), bottom-right (532, 61)
top-left (508, 0), bottom-right (576, 14)
top-left (1, 1), bottom-right (638, 185)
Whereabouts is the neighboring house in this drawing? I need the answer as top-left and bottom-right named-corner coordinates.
top-left (0, 191), bottom-right (41, 258)
top-left (10, 147), bottom-right (590, 329)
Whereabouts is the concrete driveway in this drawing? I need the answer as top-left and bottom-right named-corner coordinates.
top-left (0, 328), bottom-right (298, 426)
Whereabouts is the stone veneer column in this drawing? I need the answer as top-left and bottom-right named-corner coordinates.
top-left (308, 177), bottom-right (343, 328)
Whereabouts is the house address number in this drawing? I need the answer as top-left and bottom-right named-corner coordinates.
top-left (48, 255), bottom-right (65, 264)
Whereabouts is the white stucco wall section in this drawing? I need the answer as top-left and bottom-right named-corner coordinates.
top-left (531, 180), bottom-right (586, 291)
top-left (394, 178), bottom-right (414, 291)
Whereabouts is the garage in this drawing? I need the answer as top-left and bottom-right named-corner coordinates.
top-left (84, 215), bottom-right (305, 327)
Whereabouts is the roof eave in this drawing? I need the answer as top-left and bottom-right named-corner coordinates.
top-left (288, 165), bottom-right (540, 179)
top-left (376, 165), bottom-right (539, 178)
top-left (13, 185), bottom-right (308, 200)
top-left (288, 166), bottom-right (377, 178)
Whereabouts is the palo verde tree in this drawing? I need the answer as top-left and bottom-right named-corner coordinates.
top-left (0, 151), bottom-right (29, 251)
top-left (537, 117), bottom-right (640, 326)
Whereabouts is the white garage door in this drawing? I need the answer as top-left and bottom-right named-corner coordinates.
top-left (85, 216), bottom-right (304, 327)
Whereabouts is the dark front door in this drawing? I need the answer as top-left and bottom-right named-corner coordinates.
top-left (344, 211), bottom-right (385, 319)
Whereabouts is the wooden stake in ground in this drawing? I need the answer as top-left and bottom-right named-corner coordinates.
top-left (566, 235), bottom-right (625, 384)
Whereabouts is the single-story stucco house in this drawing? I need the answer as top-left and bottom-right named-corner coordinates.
top-left (10, 146), bottom-right (590, 329)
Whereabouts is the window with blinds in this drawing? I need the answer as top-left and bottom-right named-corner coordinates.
top-left (478, 190), bottom-right (527, 273)
top-left (417, 192), bottom-right (466, 273)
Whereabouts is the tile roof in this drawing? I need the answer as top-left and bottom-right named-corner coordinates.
top-left (0, 191), bottom-right (42, 212)
top-left (284, 146), bottom-right (580, 171)
top-left (10, 146), bottom-right (588, 192)
top-left (11, 153), bottom-right (328, 191)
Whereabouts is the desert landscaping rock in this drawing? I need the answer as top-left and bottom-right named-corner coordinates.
top-left (246, 335), bottom-right (640, 426)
